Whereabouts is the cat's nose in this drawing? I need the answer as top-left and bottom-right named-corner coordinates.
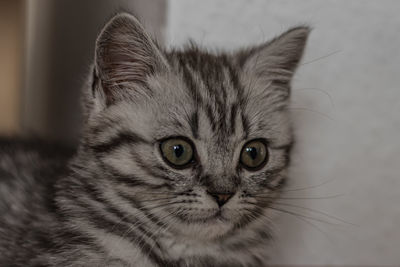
top-left (207, 191), bottom-right (234, 207)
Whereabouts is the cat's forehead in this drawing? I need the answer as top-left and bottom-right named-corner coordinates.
top-left (149, 51), bottom-right (246, 140)
top-left (123, 56), bottom-right (288, 146)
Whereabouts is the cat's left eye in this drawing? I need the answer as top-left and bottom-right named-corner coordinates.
top-left (160, 137), bottom-right (194, 168)
top-left (240, 139), bottom-right (268, 171)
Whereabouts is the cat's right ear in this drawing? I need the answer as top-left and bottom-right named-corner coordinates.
top-left (92, 13), bottom-right (167, 108)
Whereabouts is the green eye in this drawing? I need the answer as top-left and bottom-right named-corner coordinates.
top-left (240, 139), bottom-right (268, 170)
top-left (160, 138), bottom-right (194, 168)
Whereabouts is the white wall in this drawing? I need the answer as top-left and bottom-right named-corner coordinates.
top-left (167, 0), bottom-right (400, 265)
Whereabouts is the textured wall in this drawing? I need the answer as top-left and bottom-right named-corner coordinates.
top-left (167, 0), bottom-right (400, 265)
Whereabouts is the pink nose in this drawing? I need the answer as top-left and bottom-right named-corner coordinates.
top-left (207, 192), bottom-right (234, 207)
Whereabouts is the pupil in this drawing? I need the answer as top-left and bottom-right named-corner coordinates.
top-left (173, 145), bottom-right (184, 158)
top-left (246, 147), bottom-right (258, 160)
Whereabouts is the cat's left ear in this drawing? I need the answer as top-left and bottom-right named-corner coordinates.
top-left (237, 26), bottom-right (310, 83)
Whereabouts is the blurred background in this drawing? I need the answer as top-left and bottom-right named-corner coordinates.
top-left (0, 0), bottom-right (166, 143)
top-left (1, 0), bottom-right (399, 265)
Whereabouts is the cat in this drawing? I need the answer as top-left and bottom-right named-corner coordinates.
top-left (0, 13), bottom-right (309, 267)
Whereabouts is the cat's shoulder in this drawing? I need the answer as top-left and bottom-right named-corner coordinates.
top-left (0, 138), bottom-right (75, 265)
top-left (0, 137), bottom-right (74, 212)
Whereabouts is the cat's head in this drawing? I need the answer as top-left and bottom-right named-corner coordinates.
top-left (82, 13), bottom-right (309, 240)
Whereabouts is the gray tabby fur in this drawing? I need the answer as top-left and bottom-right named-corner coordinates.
top-left (0, 13), bottom-right (309, 267)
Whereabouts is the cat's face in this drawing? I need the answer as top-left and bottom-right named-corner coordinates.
top-left (84, 14), bottom-right (308, 240)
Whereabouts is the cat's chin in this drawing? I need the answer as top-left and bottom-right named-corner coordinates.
top-left (172, 218), bottom-right (234, 240)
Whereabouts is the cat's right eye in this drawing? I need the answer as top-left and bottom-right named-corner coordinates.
top-left (160, 137), bottom-right (195, 169)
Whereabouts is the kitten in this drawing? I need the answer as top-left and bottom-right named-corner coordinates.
top-left (0, 13), bottom-right (309, 267)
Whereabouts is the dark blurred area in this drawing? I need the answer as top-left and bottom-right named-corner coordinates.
top-left (0, 0), bottom-right (166, 145)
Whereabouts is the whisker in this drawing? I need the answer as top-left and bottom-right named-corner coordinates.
top-left (254, 193), bottom-right (346, 200)
top-left (133, 212), bottom-right (177, 262)
top-left (288, 107), bottom-right (335, 121)
top-left (300, 50), bottom-right (341, 66)
top-left (267, 206), bottom-right (341, 226)
top-left (272, 201), bottom-right (356, 226)
top-left (130, 191), bottom-right (177, 196)
top-left (276, 208), bottom-right (335, 243)
top-left (136, 200), bottom-right (192, 210)
top-left (241, 208), bottom-right (278, 240)
top-left (234, 208), bottom-right (278, 248)
top-left (279, 177), bottom-right (336, 192)
top-left (293, 87), bottom-right (335, 109)
top-left (106, 200), bottom-right (178, 237)
top-left (139, 197), bottom-right (178, 203)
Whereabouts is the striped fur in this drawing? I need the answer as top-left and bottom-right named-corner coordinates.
top-left (0, 13), bottom-right (309, 266)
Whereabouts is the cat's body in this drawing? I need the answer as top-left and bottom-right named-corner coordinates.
top-left (0, 14), bottom-right (309, 266)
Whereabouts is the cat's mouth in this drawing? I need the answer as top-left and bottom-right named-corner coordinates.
top-left (172, 209), bottom-right (230, 224)
top-left (179, 209), bottom-right (232, 224)
top-left (203, 210), bottom-right (229, 223)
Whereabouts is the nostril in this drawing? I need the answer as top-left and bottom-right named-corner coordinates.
top-left (207, 191), bottom-right (234, 207)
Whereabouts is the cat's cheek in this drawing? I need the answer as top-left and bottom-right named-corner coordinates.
top-left (100, 146), bottom-right (136, 176)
